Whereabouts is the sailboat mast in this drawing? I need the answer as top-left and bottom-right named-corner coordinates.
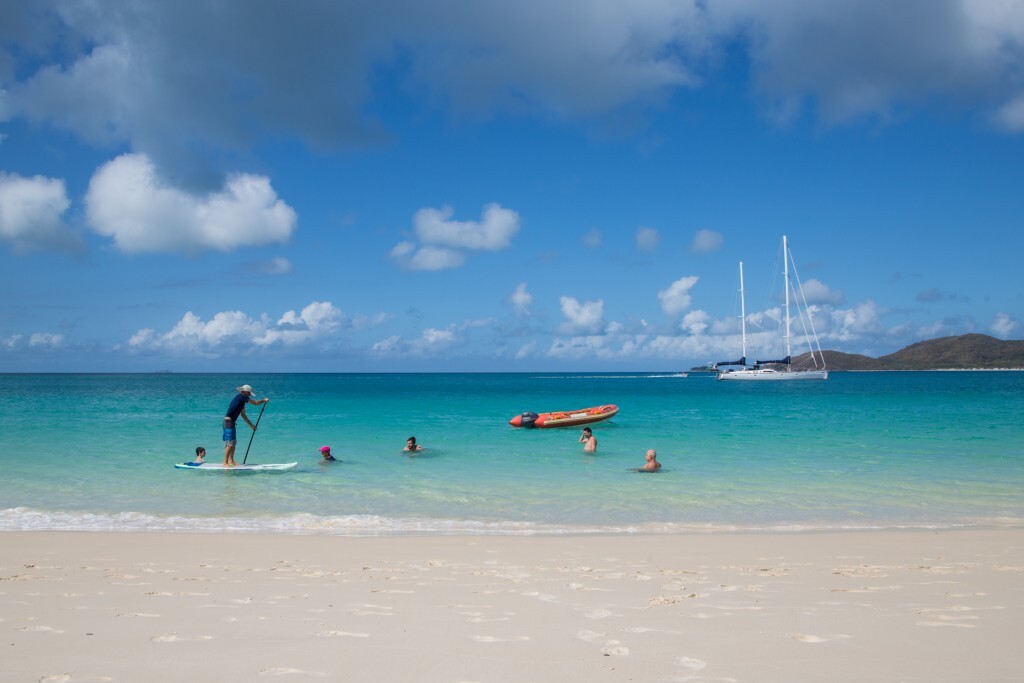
top-left (783, 235), bottom-right (791, 360)
top-left (739, 261), bottom-right (747, 361)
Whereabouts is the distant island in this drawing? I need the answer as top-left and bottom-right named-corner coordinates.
top-left (692, 334), bottom-right (1024, 372)
top-left (795, 333), bottom-right (1024, 371)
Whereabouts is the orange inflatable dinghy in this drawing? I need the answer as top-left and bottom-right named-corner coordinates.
top-left (509, 404), bottom-right (618, 429)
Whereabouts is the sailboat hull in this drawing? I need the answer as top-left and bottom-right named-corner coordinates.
top-left (717, 369), bottom-right (828, 381)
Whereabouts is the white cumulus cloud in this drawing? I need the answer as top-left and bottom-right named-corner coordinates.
top-left (257, 301), bottom-right (343, 346)
top-left (681, 309), bottom-right (710, 335)
top-left (28, 332), bottom-right (64, 348)
top-left (390, 241), bottom-right (465, 270)
top-left (0, 172), bottom-right (80, 253)
top-left (990, 312), bottom-right (1019, 338)
top-left (799, 278), bottom-right (845, 305)
top-left (127, 301), bottom-right (344, 355)
top-left (415, 203), bottom-right (519, 250)
top-left (558, 296), bottom-right (605, 335)
top-left (828, 300), bottom-right (887, 342)
top-left (372, 326), bottom-right (459, 357)
top-left (658, 276), bottom-right (700, 318)
top-left (85, 153), bottom-right (296, 254)
top-left (392, 203), bottom-right (519, 271)
top-left (509, 283), bottom-right (533, 316)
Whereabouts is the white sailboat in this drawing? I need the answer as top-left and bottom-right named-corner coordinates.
top-left (716, 235), bottom-right (828, 381)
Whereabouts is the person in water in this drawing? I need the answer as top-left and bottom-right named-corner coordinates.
top-left (319, 445), bottom-right (337, 461)
top-left (404, 436), bottom-right (423, 452)
top-left (640, 449), bottom-right (662, 472)
top-left (193, 446), bottom-right (206, 463)
top-left (579, 427), bottom-right (597, 452)
top-left (223, 384), bottom-right (269, 466)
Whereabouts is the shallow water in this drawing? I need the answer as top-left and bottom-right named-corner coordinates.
top-left (1, 371), bottom-right (1022, 534)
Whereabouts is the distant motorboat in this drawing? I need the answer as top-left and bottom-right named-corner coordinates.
top-left (716, 236), bottom-right (828, 381)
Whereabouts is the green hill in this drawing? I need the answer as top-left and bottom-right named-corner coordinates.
top-left (794, 350), bottom-right (886, 371)
top-left (794, 333), bottom-right (1024, 371)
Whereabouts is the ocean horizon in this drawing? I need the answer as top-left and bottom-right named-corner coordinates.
top-left (2, 371), bottom-right (1022, 536)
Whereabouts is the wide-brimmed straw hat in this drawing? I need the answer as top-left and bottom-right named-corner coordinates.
top-left (236, 384), bottom-right (255, 394)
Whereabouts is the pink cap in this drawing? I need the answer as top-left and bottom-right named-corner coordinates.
top-left (319, 445), bottom-right (331, 452)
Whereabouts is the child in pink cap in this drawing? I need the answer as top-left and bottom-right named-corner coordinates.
top-left (319, 445), bottom-right (337, 461)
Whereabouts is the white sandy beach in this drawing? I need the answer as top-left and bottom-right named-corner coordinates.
top-left (3, 529), bottom-right (1022, 682)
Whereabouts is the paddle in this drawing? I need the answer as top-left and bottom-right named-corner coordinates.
top-left (242, 402), bottom-right (267, 464)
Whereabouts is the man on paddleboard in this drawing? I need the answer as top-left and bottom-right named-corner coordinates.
top-left (223, 384), bottom-right (269, 466)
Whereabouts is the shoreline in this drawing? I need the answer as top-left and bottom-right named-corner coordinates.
top-left (5, 528), bottom-right (1022, 682)
top-left (5, 504), bottom-right (1023, 536)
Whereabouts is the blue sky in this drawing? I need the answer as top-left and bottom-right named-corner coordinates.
top-left (1, 0), bottom-right (1022, 372)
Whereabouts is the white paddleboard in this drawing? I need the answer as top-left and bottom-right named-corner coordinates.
top-left (174, 462), bottom-right (298, 472)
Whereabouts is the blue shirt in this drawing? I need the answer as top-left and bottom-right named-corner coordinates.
top-left (226, 393), bottom-right (250, 421)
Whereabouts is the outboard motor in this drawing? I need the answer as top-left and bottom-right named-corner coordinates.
top-left (519, 411), bottom-right (539, 428)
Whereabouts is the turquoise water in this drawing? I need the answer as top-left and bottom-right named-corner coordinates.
top-left (1, 372), bottom-right (1022, 535)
